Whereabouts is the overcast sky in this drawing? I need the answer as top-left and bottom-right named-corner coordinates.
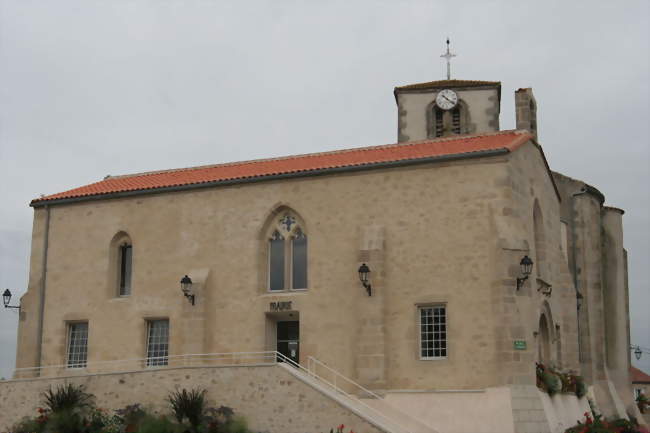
top-left (0, 1), bottom-right (648, 380)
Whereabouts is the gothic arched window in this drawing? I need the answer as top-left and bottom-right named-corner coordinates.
top-left (267, 212), bottom-right (308, 291)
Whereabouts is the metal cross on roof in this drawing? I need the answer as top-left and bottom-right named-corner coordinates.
top-left (440, 38), bottom-right (456, 80)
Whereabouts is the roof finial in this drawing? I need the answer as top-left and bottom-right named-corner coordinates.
top-left (440, 37), bottom-right (456, 80)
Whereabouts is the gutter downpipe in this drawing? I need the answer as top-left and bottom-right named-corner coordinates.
top-left (35, 204), bottom-right (51, 376)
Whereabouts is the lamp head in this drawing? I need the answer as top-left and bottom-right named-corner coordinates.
top-left (180, 275), bottom-right (193, 295)
top-left (2, 289), bottom-right (10, 308)
top-left (520, 255), bottom-right (533, 276)
top-left (358, 263), bottom-right (370, 284)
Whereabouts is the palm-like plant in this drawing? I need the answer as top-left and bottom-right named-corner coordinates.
top-left (168, 388), bottom-right (206, 430)
top-left (42, 383), bottom-right (93, 413)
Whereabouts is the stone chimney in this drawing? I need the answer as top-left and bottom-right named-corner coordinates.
top-left (515, 88), bottom-right (538, 141)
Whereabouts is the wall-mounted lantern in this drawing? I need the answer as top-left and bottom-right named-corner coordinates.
top-left (357, 263), bottom-right (372, 296)
top-left (2, 289), bottom-right (20, 311)
top-left (180, 275), bottom-right (195, 305)
top-left (632, 345), bottom-right (643, 361)
top-left (516, 256), bottom-right (533, 291)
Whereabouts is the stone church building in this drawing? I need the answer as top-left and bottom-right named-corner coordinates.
top-left (2, 78), bottom-right (644, 433)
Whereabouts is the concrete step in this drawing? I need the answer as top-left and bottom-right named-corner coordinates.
top-left (278, 363), bottom-right (439, 433)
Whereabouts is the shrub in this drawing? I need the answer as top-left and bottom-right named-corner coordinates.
top-left (42, 383), bottom-right (94, 413)
top-left (115, 403), bottom-right (148, 427)
top-left (138, 415), bottom-right (182, 433)
top-left (10, 417), bottom-right (43, 433)
top-left (575, 376), bottom-right (587, 398)
top-left (564, 412), bottom-right (648, 433)
top-left (45, 409), bottom-right (84, 433)
top-left (168, 388), bottom-right (207, 430)
top-left (541, 370), bottom-right (562, 396)
top-left (637, 393), bottom-right (648, 414)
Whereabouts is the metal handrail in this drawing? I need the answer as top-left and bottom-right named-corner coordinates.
top-left (10, 351), bottom-right (411, 433)
top-left (307, 356), bottom-right (383, 400)
top-left (12, 351), bottom-right (279, 377)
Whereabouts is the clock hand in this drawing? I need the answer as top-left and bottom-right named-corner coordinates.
top-left (442, 95), bottom-right (455, 104)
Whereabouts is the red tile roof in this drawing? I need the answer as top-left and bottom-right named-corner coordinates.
top-left (632, 366), bottom-right (650, 383)
top-left (31, 130), bottom-right (532, 206)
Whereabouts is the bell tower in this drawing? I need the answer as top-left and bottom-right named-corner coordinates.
top-left (394, 79), bottom-right (502, 143)
top-left (394, 40), bottom-right (501, 143)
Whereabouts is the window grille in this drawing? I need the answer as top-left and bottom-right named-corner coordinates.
top-left (119, 243), bottom-right (132, 296)
top-left (67, 322), bottom-right (88, 368)
top-left (146, 320), bottom-right (169, 367)
top-left (419, 305), bottom-right (447, 359)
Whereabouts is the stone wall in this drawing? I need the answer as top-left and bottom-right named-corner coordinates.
top-left (17, 153), bottom-right (511, 392)
top-left (0, 365), bottom-right (384, 433)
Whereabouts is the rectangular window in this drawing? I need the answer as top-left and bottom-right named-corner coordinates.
top-left (146, 319), bottom-right (169, 367)
top-left (119, 244), bottom-right (132, 296)
top-left (291, 234), bottom-right (307, 289)
top-left (419, 305), bottom-right (447, 359)
top-left (67, 322), bottom-right (88, 368)
top-left (269, 235), bottom-right (285, 291)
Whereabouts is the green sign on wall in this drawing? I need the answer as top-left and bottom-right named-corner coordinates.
top-left (514, 340), bottom-right (527, 350)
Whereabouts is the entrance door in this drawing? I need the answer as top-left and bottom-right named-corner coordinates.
top-left (277, 321), bottom-right (299, 364)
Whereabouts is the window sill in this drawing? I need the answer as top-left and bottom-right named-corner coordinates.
top-left (419, 357), bottom-right (448, 361)
top-left (262, 290), bottom-right (309, 297)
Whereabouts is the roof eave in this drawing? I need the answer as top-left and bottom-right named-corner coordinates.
top-left (31, 147), bottom-right (511, 208)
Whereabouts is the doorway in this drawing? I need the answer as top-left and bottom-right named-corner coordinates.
top-left (277, 320), bottom-right (299, 364)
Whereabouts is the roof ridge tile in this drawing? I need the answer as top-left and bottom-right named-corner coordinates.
top-left (32, 130), bottom-right (531, 205)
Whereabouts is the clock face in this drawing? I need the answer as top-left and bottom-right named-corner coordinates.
top-left (435, 89), bottom-right (458, 110)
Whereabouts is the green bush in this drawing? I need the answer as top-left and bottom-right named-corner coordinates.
top-left (226, 416), bottom-right (252, 433)
top-left (564, 412), bottom-right (645, 433)
top-left (575, 376), bottom-right (587, 398)
top-left (42, 383), bottom-right (94, 413)
top-left (10, 417), bottom-right (43, 433)
top-left (44, 410), bottom-right (84, 433)
top-left (138, 415), bottom-right (183, 433)
top-left (541, 371), bottom-right (562, 396)
top-left (168, 388), bottom-right (206, 429)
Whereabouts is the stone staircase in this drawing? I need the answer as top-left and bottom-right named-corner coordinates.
top-left (277, 361), bottom-right (438, 433)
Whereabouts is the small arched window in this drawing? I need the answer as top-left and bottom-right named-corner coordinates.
top-left (267, 212), bottom-right (308, 291)
top-left (118, 242), bottom-right (133, 296)
top-left (430, 102), bottom-right (467, 138)
top-left (109, 232), bottom-right (133, 297)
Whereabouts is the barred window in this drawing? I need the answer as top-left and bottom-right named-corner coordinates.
top-left (67, 322), bottom-right (88, 368)
top-left (146, 320), bottom-right (169, 367)
top-left (419, 305), bottom-right (447, 359)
